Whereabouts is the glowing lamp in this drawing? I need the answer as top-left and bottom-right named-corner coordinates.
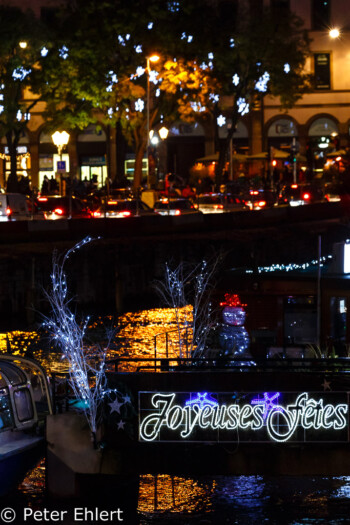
top-left (19, 41), bottom-right (27, 49)
top-left (51, 131), bottom-right (70, 156)
top-left (272, 160), bottom-right (277, 167)
top-left (159, 126), bottom-right (169, 140)
top-left (329, 28), bottom-right (340, 39)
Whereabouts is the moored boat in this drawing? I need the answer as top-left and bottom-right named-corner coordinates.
top-left (0, 354), bottom-right (52, 495)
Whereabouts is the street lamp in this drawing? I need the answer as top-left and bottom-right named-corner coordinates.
top-left (146, 54), bottom-right (160, 187)
top-left (51, 130), bottom-right (70, 157)
top-left (51, 130), bottom-right (70, 199)
top-left (329, 28), bottom-right (340, 39)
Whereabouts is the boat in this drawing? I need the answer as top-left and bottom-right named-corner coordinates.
top-left (0, 354), bottom-right (52, 496)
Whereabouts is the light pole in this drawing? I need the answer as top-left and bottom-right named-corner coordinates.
top-left (51, 130), bottom-right (70, 210)
top-left (146, 54), bottom-right (159, 188)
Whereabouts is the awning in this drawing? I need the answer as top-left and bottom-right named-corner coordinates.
top-left (196, 152), bottom-right (247, 163)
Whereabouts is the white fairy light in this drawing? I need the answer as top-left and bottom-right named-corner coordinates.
top-left (41, 237), bottom-right (109, 445)
top-left (41, 47), bottom-right (49, 57)
top-left (16, 110), bottom-right (22, 121)
top-left (147, 22), bottom-right (153, 29)
top-left (135, 45), bottom-right (142, 53)
top-left (230, 38), bottom-right (235, 48)
top-left (284, 63), bottom-right (291, 73)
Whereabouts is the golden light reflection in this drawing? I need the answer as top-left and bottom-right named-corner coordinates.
top-left (138, 474), bottom-right (215, 514)
top-left (0, 306), bottom-right (194, 374)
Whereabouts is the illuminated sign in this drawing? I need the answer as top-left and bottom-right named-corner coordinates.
top-left (139, 392), bottom-right (349, 443)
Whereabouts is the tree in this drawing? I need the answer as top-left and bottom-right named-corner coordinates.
top-left (203, 4), bottom-right (312, 187)
top-left (0, 7), bottom-right (47, 190)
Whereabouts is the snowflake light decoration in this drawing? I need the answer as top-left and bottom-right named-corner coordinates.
top-left (237, 97), bottom-right (249, 115)
top-left (217, 114), bottom-right (226, 127)
top-left (59, 46), bottom-right (68, 59)
top-left (232, 74), bottom-right (240, 86)
top-left (135, 98), bottom-right (144, 112)
top-left (255, 71), bottom-right (270, 93)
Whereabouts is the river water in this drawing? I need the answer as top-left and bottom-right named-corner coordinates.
top-left (2, 309), bottom-right (350, 524)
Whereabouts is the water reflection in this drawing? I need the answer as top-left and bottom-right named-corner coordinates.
top-left (2, 311), bottom-right (350, 522)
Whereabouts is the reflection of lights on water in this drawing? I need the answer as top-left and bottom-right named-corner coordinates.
top-left (0, 306), bottom-right (194, 374)
top-left (138, 474), bottom-right (215, 514)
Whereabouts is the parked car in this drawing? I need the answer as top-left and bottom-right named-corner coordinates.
top-left (0, 193), bottom-right (30, 221)
top-left (277, 184), bottom-right (326, 207)
top-left (154, 198), bottom-right (201, 216)
top-left (195, 193), bottom-right (248, 213)
top-left (36, 195), bottom-right (92, 219)
top-left (92, 199), bottom-right (155, 218)
top-left (243, 189), bottom-right (276, 210)
top-left (324, 183), bottom-right (341, 202)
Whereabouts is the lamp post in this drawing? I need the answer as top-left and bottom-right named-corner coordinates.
top-left (146, 54), bottom-right (159, 188)
top-left (51, 130), bottom-right (70, 210)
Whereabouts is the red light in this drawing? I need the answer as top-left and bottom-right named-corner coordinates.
top-left (303, 193), bottom-right (310, 200)
top-left (250, 190), bottom-right (259, 195)
top-left (92, 211), bottom-right (102, 218)
top-left (174, 209), bottom-right (181, 216)
top-left (291, 184), bottom-right (298, 189)
top-left (119, 211), bottom-right (131, 217)
top-left (214, 204), bottom-right (224, 209)
top-left (54, 208), bottom-right (64, 215)
top-left (38, 197), bottom-right (48, 202)
top-left (6, 207), bottom-right (11, 216)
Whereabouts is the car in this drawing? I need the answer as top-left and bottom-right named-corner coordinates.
top-left (195, 193), bottom-right (249, 214)
top-left (324, 183), bottom-right (341, 202)
top-left (92, 199), bottom-right (155, 218)
top-left (153, 198), bottom-right (202, 216)
top-left (243, 189), bottom-right (276, 210)
top-left (36, 195), bottom-right (92, 219)
top-left (0, 193), bottom-right (30, 221)
top-left (277, 184), bottom-right (326, 207)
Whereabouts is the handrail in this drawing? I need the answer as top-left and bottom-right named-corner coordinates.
top-left (105, 355), bottom-right (350, 373)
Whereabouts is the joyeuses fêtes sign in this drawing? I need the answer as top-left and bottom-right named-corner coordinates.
top-left (139, 392), bottom-right (349, 443)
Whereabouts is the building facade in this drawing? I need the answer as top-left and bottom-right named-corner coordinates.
top-left (0, 0), bottom-right (349, 191)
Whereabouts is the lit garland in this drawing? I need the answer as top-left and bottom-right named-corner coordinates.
top-left (245, 255), bottom-right (332, 274)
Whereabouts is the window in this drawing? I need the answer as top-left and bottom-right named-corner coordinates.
top-left (314, 53), bottom-right (331, 90)
top-left (271, 0), bottom-right (290, 16)
top-left (312, 0), bottom-right (331, 30)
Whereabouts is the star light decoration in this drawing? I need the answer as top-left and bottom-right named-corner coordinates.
top-left (251, 392), bottom-right (283, 419)
top-left (105, 390), bottom-right (132, 431)
top-left (185, 392), bottom-right (218, 409)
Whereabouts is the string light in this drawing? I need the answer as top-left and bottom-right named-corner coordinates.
top-left (245, 255), bottom-right (332, 274)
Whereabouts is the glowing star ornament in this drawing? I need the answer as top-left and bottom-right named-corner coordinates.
top-left (109, 398), bottom-right (124, 414)
top-left (322, 379), bottom-right (331, 391)
top-left (185, 392), bottom-right (218, 409)
top-left (251, 392), bottom-right (282, 419)
top-left (117, 420), bottom-right (125, 430)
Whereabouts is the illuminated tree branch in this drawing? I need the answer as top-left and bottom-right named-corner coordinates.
top-left (42, 237), bottom-right (109, 445)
